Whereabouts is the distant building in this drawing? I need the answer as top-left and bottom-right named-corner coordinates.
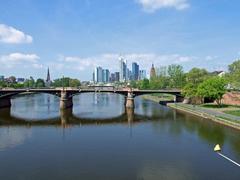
top-left (119, 56), bottom-right (127, 82)
top-left (0, 75), bottom-right (4, 81)
top-left (45, 67), bottom-right (51, 87)
top-left (150, 64), bottom-right (156, 79)
top-left (103, 69), bottom-right (110, 83)
top-left (139, 70), bottom-right (147, 80)
top-left (92, 71), bottom-right (95, 82)
top-left (17, 78), bottom-right (25, 84)
top-left (132, 62), bottom-right (139, 80)
top-left (115, 72), bottom-right (120, 82)
top-left (94, 66), bottom-right (103, 83)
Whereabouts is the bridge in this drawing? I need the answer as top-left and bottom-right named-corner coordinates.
top-left (0, 88), bottom-right (182, 110)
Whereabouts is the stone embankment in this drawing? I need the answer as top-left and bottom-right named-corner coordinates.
top-left (168, 103), bottom-right (240, 130)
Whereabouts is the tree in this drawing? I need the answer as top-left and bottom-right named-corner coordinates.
top-left (197, 77), bottom-right (226, 106)
top-left (167, 64), bottom-right (186, 88)
top-left (69, 79), bottom-right (81, 87)
top-left (52, 77), bottom-right (81, 87)
top-left (227, 60), bottom-right (240, 89)
top-left (183, 68), bottom-right (209, 99)
top-left (186, 68), bottom-right (209, 84)
top-left (35, 79), bottom-right (45, 88)
top-left (139, 79), bottom-right (150, 89)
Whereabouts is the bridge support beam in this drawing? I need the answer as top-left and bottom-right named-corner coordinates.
top-left (126, 92), bottom-right (134, 108)
top-left (60, 91), bottom-right (73, 110)
top-left (0, 98), bottom-right (11, 109)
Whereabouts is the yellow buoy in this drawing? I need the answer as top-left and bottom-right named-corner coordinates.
top-left (214, 144), bottom-right (221, 152)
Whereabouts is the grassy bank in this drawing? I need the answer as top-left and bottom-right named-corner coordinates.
top-left (141, 94), bottom-right (175, 103)
top-left (168, 103), bottom-right (240, 130)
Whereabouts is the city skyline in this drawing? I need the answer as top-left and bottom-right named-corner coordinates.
top-left (93, 58), bottom-right (147, 83)
top-left (1, 0), bottom-right (240, 80)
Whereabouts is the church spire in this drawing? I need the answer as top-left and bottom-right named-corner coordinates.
top-left (46, 67), bottom-right (50, 81)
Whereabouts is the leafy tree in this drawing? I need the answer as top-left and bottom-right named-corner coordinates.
top-left (227, 60), bottom-right (240, 89)
top-left (52, 77), bottom-right (81, 87)
top-left (24, 77), bottom-right (35, 88)
top-left (139, 79), bottom-right (150, 89)
top-left (167, 64), bottom-right (186, 88)
top-left (197, 77), bottom-right (227, 106)
top-left (8, 76), bottom-right (16, 83)
top-left (186, 68), bottom-right (209, 84)
top-left (35, 79), bottom-right (45, 88)
top-left (130, 80), bottom-right (138, 88)
top-left (69, 79), bottom-right (81, 87)
top-left (183, 68), bottom-right (209, 98)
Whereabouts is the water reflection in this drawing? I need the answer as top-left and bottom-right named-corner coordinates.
top-left (0, 127), bottom-right (32, 151)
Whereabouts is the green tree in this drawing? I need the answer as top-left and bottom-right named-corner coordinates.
top-left (139, 79), bottom-right (150, 89)
top-left (183, 68), bottom-right (209, 98)
top-left (35, 79), bottom-right (45, 88)
top-left (227, 60), bottom-right (240, 89)
top-left (197, 77), bottom-right (227, 106)
top-left (186, 68), bottom-right (209, 84)
top-left (167, 64), bottom-right (185, 88)
top-left (69, 79), bottom-right (81, 87)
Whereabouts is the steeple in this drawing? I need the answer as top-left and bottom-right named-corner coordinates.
top-left (150, 63), bottom-right (156, 79)
top-left (46, 67), bottom-right (51, 87)
top-left (46, 67), bottom-right (50, 82)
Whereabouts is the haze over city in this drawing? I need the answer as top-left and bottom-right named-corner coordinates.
top-left (1, 0), bottom-right (240, 80)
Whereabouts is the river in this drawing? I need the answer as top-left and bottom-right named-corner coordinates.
top-left (0, 93), bottom-right (240, 180)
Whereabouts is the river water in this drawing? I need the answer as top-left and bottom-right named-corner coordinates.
top-left (0, 93), bottom-right (240, 180)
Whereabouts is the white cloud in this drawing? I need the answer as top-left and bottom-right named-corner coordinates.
top-left (0, 24), bottom-right (33, 44)
top-left (136, 0), bottom-right (190, 12)
top-left (0, 53), bottom-right (42, 68)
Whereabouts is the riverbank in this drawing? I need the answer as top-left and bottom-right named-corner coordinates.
top-left (168, 103), bottom-right (240, 130)
top-left (141, 94), bottom-right (174, 103)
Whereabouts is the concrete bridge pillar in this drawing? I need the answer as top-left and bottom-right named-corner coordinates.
top-left (126, 91), bottom-right (134, 108)
top-left (60, 91), bottom-right (73, 110)
top-left (0, 98), bottom-right (11, 109)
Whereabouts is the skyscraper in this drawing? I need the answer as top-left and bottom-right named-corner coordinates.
top-left (119, 56), bottom-right (127, 82)
top-left (103, 69), bottom-right (110, 83)
top-left (139, 70), bottom-right (147, 80)
top-left (94, 66), bottom-right (103, 83)
top-left (150, 64), bottom-right (156, 79)
top-left (132, 62), bottom-right (139, 80)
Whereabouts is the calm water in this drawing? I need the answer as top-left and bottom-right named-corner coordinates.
top-left (0, 93), bottom-right (240, 180)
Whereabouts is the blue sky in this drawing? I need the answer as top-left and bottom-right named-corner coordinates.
top-left (0, 0), bottom-right (240, 80)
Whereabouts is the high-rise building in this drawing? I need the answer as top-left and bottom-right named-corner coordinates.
top-left (103, 69), bottom-right (110, 83)
top-left (94, 66), bottom-right (103, 83)
top-left (92, 71), bottom-right (95, 82)
top-left (139, 70), bottom-right (147, 80)
top-left (0, 75), bottom-right (4, 81)
top-left (132, 62), bottom-right (139, 80)
top-left (46, 67), bottom-right (51, 87)
top-left (119, 56), bottom-right (127, 82)
top-left (115, 72), bottom-right (120, 82)
top-left (150, 64), bottom-right (156, 79)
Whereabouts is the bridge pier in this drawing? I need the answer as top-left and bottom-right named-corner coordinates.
top-left (174, 95), bottom-right (184, 103)
top-left (60, 91), bottom-right (73, 110)
top-left (0, 98), bottom-right (11, 109)
top-left (126, 92), bottom-right (134, 108)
